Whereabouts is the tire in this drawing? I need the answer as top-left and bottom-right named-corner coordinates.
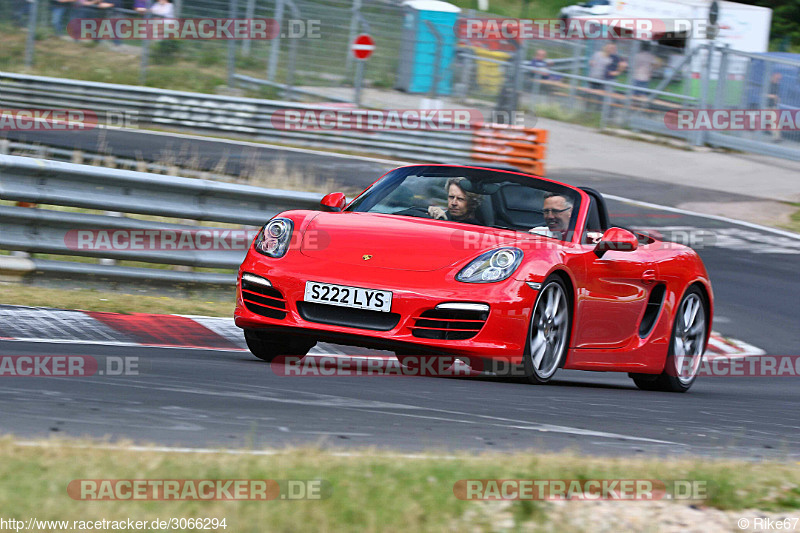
top-left (523, 276), bottom-right (572, 384)
top-left (244, 330), bottom-right (315, 363)
top-left (631, 286), bottom-right (707, 392)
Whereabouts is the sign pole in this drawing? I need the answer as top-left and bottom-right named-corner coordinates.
top-left (350, 34), bottom-right (375, 106)
top-left (354, 60), bottom-right (365, 106)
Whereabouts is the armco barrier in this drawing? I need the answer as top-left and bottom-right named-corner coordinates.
top-left (0, 72), bottom-right (548, 172)
top-left (0, 155), bottom-right (324, 286)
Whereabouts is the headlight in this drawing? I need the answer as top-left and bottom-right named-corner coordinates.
top-left (254, 218), bottom-right (294, 258)
top-left (456, 247), bottom-right (523, 283)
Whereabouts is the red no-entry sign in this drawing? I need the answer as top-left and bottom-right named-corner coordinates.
top-left (351, 34), bottom-right (375, 60)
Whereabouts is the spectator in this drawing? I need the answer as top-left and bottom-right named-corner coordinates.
top-left (51, 0), bottom-right (74, 36)
top-left (767, 72), bottom-right (782, 141)
top-left (631, 42), bottom-right (661, 97)
top-left (13, 0), bottom-right (32, 26)
top-left (74, 0), bottom-right (100, 25)
top-left (530, 49), bottom-right (551, 80)
top-left (588, 43), bottom-right (613, 90)
top-left (528, 48), bottom-right (552, 94)
top-left (96, 0), bottom-right (121, 46)
top-left (603, 43), bottom-right (627, 83)
top-left (133, 0), bottom-right (148, 13)
top-left (150, 0), bottom-right (174, 18)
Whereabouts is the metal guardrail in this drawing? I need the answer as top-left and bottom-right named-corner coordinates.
top-left (0, 155), bottom-right (325, 285)
top-left (0, 71), bottom-right (476, 162)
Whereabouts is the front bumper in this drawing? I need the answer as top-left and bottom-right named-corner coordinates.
top-left (234, 250), bottom-right (535, 361)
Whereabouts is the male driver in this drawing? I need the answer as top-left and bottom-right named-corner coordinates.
top-left (428, 177), bottom-right (481, 224)
top-left (529, 192), bottom-right (573, 239)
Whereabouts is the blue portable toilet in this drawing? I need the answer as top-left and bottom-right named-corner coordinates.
top-left (396, 0), bottom-right (461, 95)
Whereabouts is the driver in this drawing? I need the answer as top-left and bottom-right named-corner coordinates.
top-left (428, 177), bottom-right (481, 225)
top-left (529, 192), bottom-right (573, 239)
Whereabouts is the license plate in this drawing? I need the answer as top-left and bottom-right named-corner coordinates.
top-left (304, 282), bottom-right (392, 313)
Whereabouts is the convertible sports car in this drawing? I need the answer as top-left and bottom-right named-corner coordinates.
top-left (234, 165), bottom-right (713, 392)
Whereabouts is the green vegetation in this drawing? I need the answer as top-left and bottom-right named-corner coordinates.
top-left (784, 203), bottom-right (800, 234)
top-left (0, 284), bottom-right (234, 316)
top-left (450, 0), bottom-right (571, 18)
top-left (0, 438), bottom-right (798, 533)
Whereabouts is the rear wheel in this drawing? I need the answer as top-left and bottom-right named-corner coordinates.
top-left (523, 277), bottom-right (572, 384)
top-left (631, 286), bottom-right (707, 392)
top-left (244, 330), bottom-right (315, 363)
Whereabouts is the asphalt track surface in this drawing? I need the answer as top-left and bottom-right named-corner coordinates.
top-left (1, 128), bottom-right (799, 458)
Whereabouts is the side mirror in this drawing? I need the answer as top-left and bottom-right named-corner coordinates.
top-left (320, 192), bottom-right (346, 212)
top-left (594, 227), bottom-right (638, 258)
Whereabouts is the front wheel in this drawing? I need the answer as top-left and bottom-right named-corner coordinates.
top-left (631, 286), bottom-right (707, 392)
top-left (523, 277), bottom-right (572, 384)
top-left (244, 330), bottom-right (315, 363)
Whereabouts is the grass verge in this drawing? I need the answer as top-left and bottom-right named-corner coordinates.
top-left (783, 203), bottom-right (800, 234)
top-left (1, 437), bottom-right (799, 532)
top-left (0, 284), bottom-right (233, 316)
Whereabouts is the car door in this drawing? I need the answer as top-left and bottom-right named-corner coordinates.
top-left (572, 238), bottom-right (656, 350)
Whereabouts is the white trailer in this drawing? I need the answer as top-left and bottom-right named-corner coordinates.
top-left (607, 0), bottom-right (772, 53)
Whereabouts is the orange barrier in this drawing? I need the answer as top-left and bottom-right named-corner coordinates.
top-left (471, 124), bottom-right (547, 176)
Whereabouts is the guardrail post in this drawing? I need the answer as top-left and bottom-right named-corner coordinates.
top-left (140, 10), bottom-right (151, 85)
top-left (267, 0), bottom-right (285, 81)
top-left (345, 0), bottom-right (362, 74)
top-left (692, 43), bottom-right (714, 147)
top-left (242, 0), bottom-right (256, 57)
top-left (600, 82), bottom-right (611, 129)
top-left (568, 42), bottom-right (581, 108)
top-left (227, 0), bottom-right (239, 88)
top-left (0, 256), bottom-right (34, 282)
top-left (24, 0), bottom-right (39, 68)
top-left (423, 20), bottom-right (443, 100)
top-left (623, 39), bottom-right (640, 125)
top-left (713, 44), bottom-right (730, 110)
top-left (283, 0), bottom-right (301, 100)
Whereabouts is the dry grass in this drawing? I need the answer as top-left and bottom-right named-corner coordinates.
top-left (0, 437), bottom-right (798, 533)
top-left (0, 284), bottom-right (234, 315)
top-left (784, 203), bottom-right (800, 234)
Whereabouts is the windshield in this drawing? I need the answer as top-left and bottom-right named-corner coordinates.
top-left (347, 165), bottom-right (582, 241)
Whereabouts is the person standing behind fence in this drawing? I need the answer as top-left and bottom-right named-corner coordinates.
top-left (603, 43), bottom-right (627, 85)
top-left (767, 72), bottom-right (782, 142)
top-left (631, 42), bottom-right (660, 97)
top-left (588, 43), bottom-right (613, 90)
top-left (51, 0), bottom-right (74, 36)
top-left (150, 0), bottom-right (174, 18)
top-left (528, 49), bottom-right (552, 93)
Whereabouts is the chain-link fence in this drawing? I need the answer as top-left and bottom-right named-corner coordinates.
top-left (4, 0), bottom-right (800, 161)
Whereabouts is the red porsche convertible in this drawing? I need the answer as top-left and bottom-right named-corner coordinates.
top-left (234, 165), bottom-right (713, 392)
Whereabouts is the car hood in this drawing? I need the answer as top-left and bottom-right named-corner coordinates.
top-left (299, 212), bottom-right (525, 272)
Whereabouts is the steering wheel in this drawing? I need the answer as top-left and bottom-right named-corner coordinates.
top-left (394, 206), bottom-right (435, 219)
